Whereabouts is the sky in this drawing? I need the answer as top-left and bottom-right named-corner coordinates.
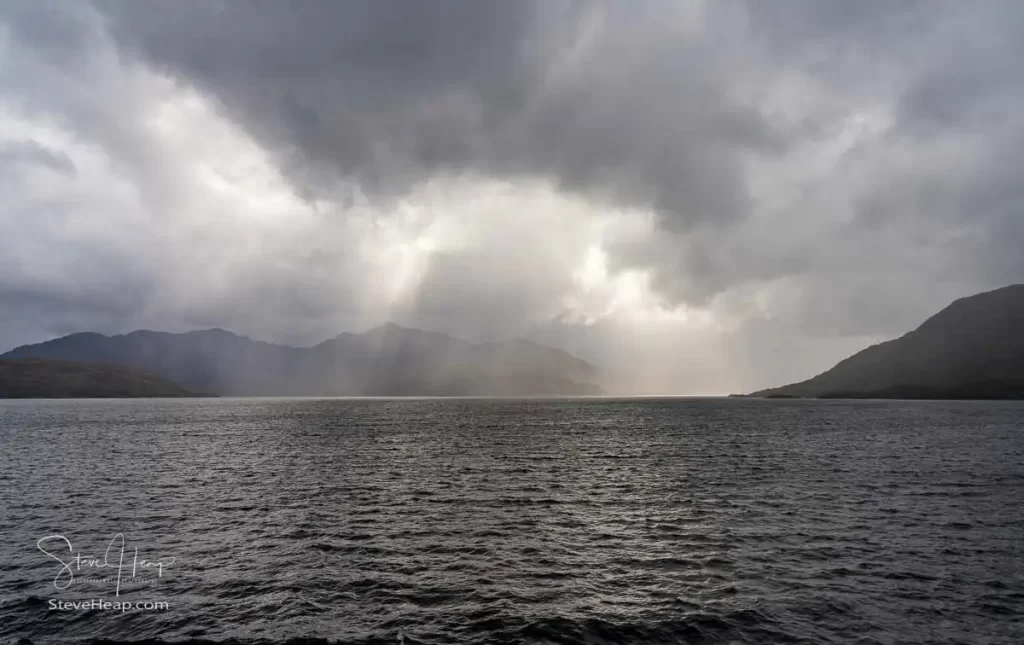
top-left (1, 1), bottom-right (1022, 394)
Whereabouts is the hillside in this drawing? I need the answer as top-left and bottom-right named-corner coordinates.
top-left (751, 284), bottom-right (1024, 399)
top-left (1, 324), bottom-right (603, 396)
top-left (0, 358), bottom-right (202, 398)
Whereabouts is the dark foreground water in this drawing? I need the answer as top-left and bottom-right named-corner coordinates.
top-left (0, 398), bottom-right (1022, 645)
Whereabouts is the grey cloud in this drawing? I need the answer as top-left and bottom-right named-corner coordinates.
top-left (0, 3), bottom-right (384, 347)
top-left (96, 0), bottom-right (779, 231)
top-left (87, 0), bottom-right (791, 344)
top-left (0, 140), bottom-right (76, 175)
top-left (2, 0), bottom-right (1023, 392)
top-left (0, 0), bottom-right (93, 64)
top-left (93, 0), bottom-right (1024, 334)
top-left (97, 0), bottom-right (539, 195)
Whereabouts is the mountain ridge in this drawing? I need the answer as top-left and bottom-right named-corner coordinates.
top-left (0, 358), bottom-right (206, 398)
top-left (750, 284), bottom-right (1024, 399)
top-left (1, 324), bottom-right (603, 397)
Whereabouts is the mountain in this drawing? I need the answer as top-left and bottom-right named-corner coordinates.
top-left (1, 324), bottom-right (603, 396)
top-left (0, 358), bottom-right (203, 398)
top-left (751, 284), bottom-right (1024, 399)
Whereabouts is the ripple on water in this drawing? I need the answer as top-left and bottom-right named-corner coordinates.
top-left (0, 397), bottom-right (1022, 645)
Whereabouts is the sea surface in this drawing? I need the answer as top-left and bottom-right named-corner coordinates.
top-left (0, 397), bottom-right (1022, 645)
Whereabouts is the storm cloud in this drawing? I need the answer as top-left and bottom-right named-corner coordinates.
top-left (1, 0), bottom-right (1022, 392)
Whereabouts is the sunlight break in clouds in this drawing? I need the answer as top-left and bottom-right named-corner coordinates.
top-left (2, 0), bottom-right (1023, 393)
top-left (0, 13), bottom-right (699, 364)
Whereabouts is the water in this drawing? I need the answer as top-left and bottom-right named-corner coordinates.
top-left (0, 397), bottom-right (1021, 645)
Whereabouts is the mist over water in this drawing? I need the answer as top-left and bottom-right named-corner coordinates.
top-left (1, 398), bottom-right (1022, 644)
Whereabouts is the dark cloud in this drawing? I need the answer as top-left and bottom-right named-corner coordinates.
top-left (96, 1), bottom-right (781, 230)
top-left (1, 0), bottom-right (1023, 391)
top-left (96, 0), bottom-right (541, 194)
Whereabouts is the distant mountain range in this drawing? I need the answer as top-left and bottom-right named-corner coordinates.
top-left (0, 358), bottom-right (204, 398)
top-left (1, 323), bottom-right (603, 396)
top-left (750, 284), bottom-right (1024, 399)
